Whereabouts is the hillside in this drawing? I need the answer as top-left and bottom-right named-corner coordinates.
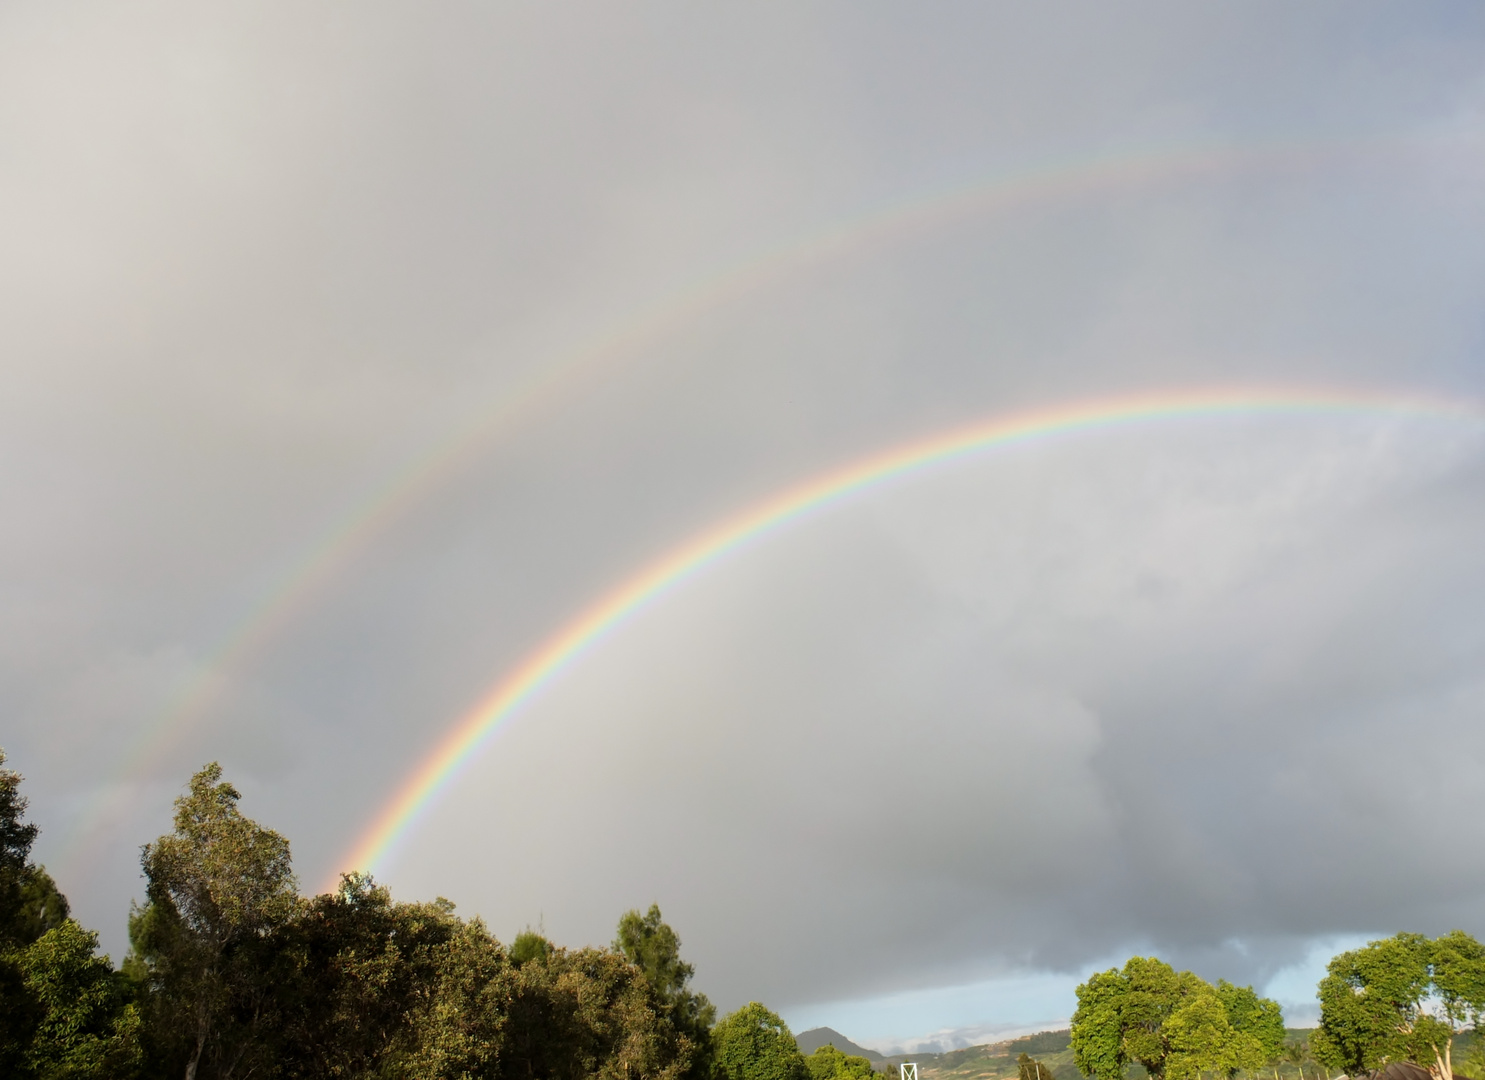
top-left (881, 1029), bottom-right (1331, 1080)
top-left (798, 1028), bottom-right (885, 1061)
top-left (882, 1030), bottom-right (1077, 1080)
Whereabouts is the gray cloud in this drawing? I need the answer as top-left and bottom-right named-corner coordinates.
top-left (4, 0), bottom-right (1485, 1034)
top-left (397, 420), bottom-right (1485, 1009)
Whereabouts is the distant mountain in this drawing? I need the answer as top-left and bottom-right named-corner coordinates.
top-left (879, 1030), bottom-right (1073, 1079)
top-left (796, 1028), bottom-right (884, 1061)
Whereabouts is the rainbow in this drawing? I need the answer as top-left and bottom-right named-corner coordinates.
top-left (61, 127), bottom-right (1442, 882)
top-left (334, 385), bottom-right (1484, 883)
top-left (116, 136), bottom-right (1391, 758)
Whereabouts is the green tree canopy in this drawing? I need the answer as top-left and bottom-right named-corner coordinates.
top-left (1071, 957), bottom-right (1283, 1080)
top-left (1313, 932), bottom-right (1485, 1079)
top-left (16, 919), bottom-right (142, 1079)
top-left (1, 750), bottom-right (45, 1074)
top-left (0, 751), bottom-right (716, 1080)
top-left (0, 750), bottom-right (39, 916)
top-left (405, 935), bottom-right (696, 1080)
top-left (511, 926), bottom-right (553, 967)
top-left (1432, 929), bottom-right (1485, 1072)
top-left (1215, 979), bottom-right (1286, 1071)
top-left (614, 904), bottom-right (716, 1027)
top-left (1164, 986), bottom-right (1263, 1080)
top-left (0, 749), bottom-right (141, 1080)
top-left (268, 872), bottom-right (464, 1078)
top-left (11, 869), bottom-right (70, 948)
top-left (614, 903), bottom-right (717, 1078)
top-left (713, 1003), bottom-right (810, 1080)
top-left (810, 1043), bottom-right (877, 1080)
top-left (133, 762), bottom-right (299, 1080)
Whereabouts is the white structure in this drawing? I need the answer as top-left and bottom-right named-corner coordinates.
top-left (900, 1065), bottom-right (918, 1080)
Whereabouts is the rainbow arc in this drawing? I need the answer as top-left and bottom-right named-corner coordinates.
top-left (334, 385), bottom-right (1484, 884)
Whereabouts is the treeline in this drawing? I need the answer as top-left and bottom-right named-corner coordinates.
top-left (11, 748), bottom-right (1485, 1080)
top-left (0, 753), bottom-right (878, 1080)
top-left (1070, 934), bottom-right (1485, 1080)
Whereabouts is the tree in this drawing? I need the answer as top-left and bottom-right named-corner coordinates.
top-left (1163, 986), bottom-right (1261, 1080)
top-left (268, 873), bottom-right (463, 1079)
top-left (2, 750), bottom-right (85, 1076)
top-left (1216, 979), bottom-right (1286, 1073)
top-left (510, 945), bottom-right (695, 1080)
top-left (511, 926), bottom-right (553, 967)
top-left (712, 1003), bottom-right (809, 1080)
top-left (614, 904), bottom-right (716, 1077)
top-left (133, 762), bottom-right (298, 1080)
top-left (1429, 931), bottom-right (1485, 1080)
top-left (1310, 933), bottom-right (1480, 1078)
top-left (810, 1044), bottom-right (876, 1080)
top-left (1305, 1032), bottom-right (1332, 1080)
top-left (0, 749), bottom-right (141, 1080)
top-left (1070, 967), bottom-right (1130, 1080)
top-left (1282, 1039), bottom-right (1310, 1080)
top-left (11, 869), bottom-right (71, 948)
top-left (1071, 957), bottom-right (1283, 1080)
top-left (15, 919), bottom-right (142, 1079)
top-left (0, 750), bottom-right (69, 948)
top-left (393, 916), bottom-right (511, 1080)
top-left (614, 904), bottom-right (716, 1030)
top-left (1071, 957), bottom-right (1204, 1080)
top-left (410, 938), bottom-right (697, 1080)
top-left (0, 749), bottom-right (39, 930)
top-left (1, 749), bottom-right (45, 1074)
top-left (1019, 1051), bottom-right (1056, 1080)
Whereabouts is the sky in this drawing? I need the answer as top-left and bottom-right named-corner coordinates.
top-left (4, 0), bottom-right (1485, 1052)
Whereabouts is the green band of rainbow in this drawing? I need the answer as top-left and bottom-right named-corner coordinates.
top-left (334, 385), bottom-right (1482, 883)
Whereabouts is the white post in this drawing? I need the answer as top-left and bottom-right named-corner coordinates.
top-left (901, 1064), bottom-right (919, 1080)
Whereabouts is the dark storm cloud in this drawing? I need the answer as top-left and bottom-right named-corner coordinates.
top-left (3, 0), bottom-right (1485, 1039)
top-left (400, 420), bottom-right (1485, 1013)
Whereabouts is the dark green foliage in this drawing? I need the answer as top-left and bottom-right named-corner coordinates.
top-left (0, 749), bottom-right (141, 1079)
top-left (615, 903), bottom-right (717, 1030)
top-left (11, 869), bottom-right (70, 947)
top-left (394, 926), bottom-right (699, 1080)
top-left (0, 750), bottom-right (42, 1075)
top-left (502, 944), bottom-right (696, 1080)
top-left (394, 917), bottom-right (511, 1079)
top-left (268, 873), bottom-right (465, 1078)
top-left (809, 1044), bottom-right (876, 1080)
top-left (614, 904), bottom-right (695, 1000)
top-left (615, 903), bottom-right (717, 1078)
top-left (713, 1002), bottom-right (810, 1080)
top-left (41, 747), bottom-right (1478, 1080)
top-left (133, 762), bottom-right (299, 1079)
top-left (117, 762), bottom-right (709, 1079)
top-left (1012, 1033), bottom-right (1074, 1058)
top-left (0, 750), bottom-right (40, 924)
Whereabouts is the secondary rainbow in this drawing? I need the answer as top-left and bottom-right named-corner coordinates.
top-left (102, 130), bottom-right (1405, 809)
top-left (335, 385), bottom-right (1483, 882)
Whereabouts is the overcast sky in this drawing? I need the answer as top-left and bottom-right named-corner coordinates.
top-left (5, 1), bottom-right (1485, 1052)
